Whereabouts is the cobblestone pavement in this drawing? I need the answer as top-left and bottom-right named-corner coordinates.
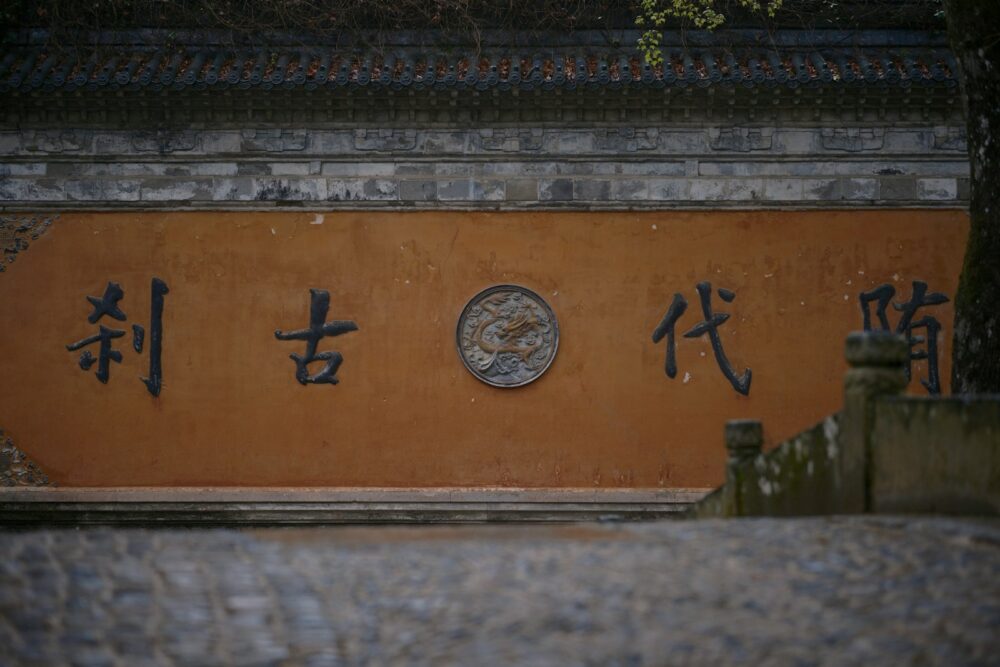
top-left (1, 517), bottom-right (998, 667)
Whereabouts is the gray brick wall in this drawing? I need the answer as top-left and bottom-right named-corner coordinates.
top-left (0, 126), bottom-right (969, 209)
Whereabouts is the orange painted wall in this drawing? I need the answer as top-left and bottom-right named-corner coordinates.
top-left (0, 210), bottom-right (968, 488)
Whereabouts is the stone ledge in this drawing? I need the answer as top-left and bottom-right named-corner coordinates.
top-left (0, 127), bottom-right (969, 158)
top-left (0, 487), bottom-right (708, 524)
top-left (0, 202), bottom-right (971, 212)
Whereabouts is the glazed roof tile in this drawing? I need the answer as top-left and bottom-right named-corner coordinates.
top-left (0, 45), bottom-right (958, 94)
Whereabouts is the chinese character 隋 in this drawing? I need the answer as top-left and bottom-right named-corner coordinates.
top-left (859, 280), bottom-right (949, 394)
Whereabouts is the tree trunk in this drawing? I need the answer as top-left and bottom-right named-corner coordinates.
top-left (945, 0), bottom-right (1000, 394)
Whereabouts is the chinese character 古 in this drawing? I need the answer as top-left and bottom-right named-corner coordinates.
top-left (274, 288), bottom-right (358, 385)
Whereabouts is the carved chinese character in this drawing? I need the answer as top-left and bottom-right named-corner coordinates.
top-left (652, 281), bottom-right (752, 395)
top-left (859, 280), bottom-right (949, 394)
top-left (66, 278), bottom-right (168, 395)
top-left (274, 289), bottom-right (358, 385)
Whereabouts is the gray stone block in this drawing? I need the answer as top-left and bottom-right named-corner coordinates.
top-left (416, 131), bottom-right (471, 154)
top-left (200, 132), bottom-right (242, 154)
top-left (0, 132), bottom-right (21, 154)
top-left (772, 130), bottom-right (821, 154)
top-left (0, 163), bottom-right (45, 176)
top-left (880, 178), bottom-right (918, 200)
top-left (471, 180), bottom-right (504, 201)
top-left (320, 161), bottom-right (390, 178)
top-left (253, 178), bottom-right (327, 201)
top-left (236, 163), bottom-right (272, 176)
top-left (172, 163), bottom-right (240, 177)
top-left (620, 162), bottom-right (685, 176)
top-left (22, 130), bottom-right (88, 154)
top-left (542, 131), bottom-right (594, 154)
top-left (482, 162), bottom-right (557, 176)
top-left (140, 180), bottom-right (211, 201)
top-left (841, 178), bottom-right (878, 200)
top-left (883, 129), bottom-right (934, 153)
top-left (724, 179), bottom-right (765, 201)
top-left (539, 179), bottom-right (573, 201)
top-left (657, 131), bottom-right (707, 153)
top-left (801, 179), bottom-right (841, 200)
top-left (762, 179), bottom-right (803, 201)
top-left (131, 131), bottom-right (198, 154)
top-left (933, 127), bottom-right (967, 151)
top-left (957, 178), bottom-right (971, 201)
top-left (212, 177), bottom-right (255, 201)
top-left (437, 179), bottom-right (473, 201)
top-left (481, 129), bottom-right (543, 152)
top-left (399, 180), bottom-right (437, 201)
top-left (307, 132), bottom-right (353, 154)
top-left (611, 180), bottom-right (649, 201)
top-left (326, 179), bottom-right (367, 201)
top-left (363, 179), bottom-right (399, 200)
top-left (708, 128), bottom-right (774, 152)
top-left (101, 180), bottom-right (142, 202)
top-left (697, 162), bottom-right (753, 177)
top-left (435, 163), bottom-right (484, 177)
top-left (0, 179), bottom-right (67, 201)
top-left (688, 179), bottom-right (727, 201)
top-left (505, 179), bottom-right (538, 201)
top-left (591, 163), bottom-right (619, 175)
top-left (916, 178), bottom-right (958, 201)
top-left (555, 163), bottom-right (595, 175)
top-left (392, 163), bottom-right (436, 177)
top-left (648, 179), bottom-right (689, 201)
top-left (354, 129), bottom-right (416, 152)
top-left (267, 162), bottom-right (317, 177)
top-left (595, 128), bottom-right (659, 152)
top-left (92, 134), bottom-right (134, 154)
top-left (240, 130), bottom-right (306, 153)
top-left (573, 180), bottom-right (611, 201)
top-left (821, 128), bottom-right (885, 152)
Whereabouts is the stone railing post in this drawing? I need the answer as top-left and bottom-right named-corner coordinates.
top-left (725, 419), bottom-right (763, 515)
top-left (840, 331), bottom-right (909, 514)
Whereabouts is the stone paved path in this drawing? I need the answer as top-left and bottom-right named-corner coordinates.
top-left (1, 517), bottom-right (998, 666)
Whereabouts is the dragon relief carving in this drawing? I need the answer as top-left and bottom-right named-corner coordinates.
top-left (457, 285), bottom-right (558, 387)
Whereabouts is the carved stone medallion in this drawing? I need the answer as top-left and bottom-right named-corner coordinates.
top-left (456, 284), bottom-right (559, 388)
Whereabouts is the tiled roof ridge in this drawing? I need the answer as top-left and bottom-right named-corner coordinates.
top-left (0, 43), bottom-right (958, 93)
top-left (7, 28), bottom-right (951, 48)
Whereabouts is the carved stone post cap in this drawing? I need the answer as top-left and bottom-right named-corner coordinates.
top-left (845, 331), bottom-right (909, 368)
top-left (725, 419), bottom-right (763, 453)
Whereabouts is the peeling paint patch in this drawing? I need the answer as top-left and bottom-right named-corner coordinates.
top-left (0, 214), bottom-right (57, 273)
top-left (311, 214), bottom-right (325, 225)
top-left (0, 430), bottom-right (51, 487)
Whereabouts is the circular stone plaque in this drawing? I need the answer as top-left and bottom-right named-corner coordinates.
top-left (456, 284), bottom-right (559, 388)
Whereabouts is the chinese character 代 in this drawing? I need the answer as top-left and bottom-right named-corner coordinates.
top-left (652, 281), bottom-right (752, 396)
